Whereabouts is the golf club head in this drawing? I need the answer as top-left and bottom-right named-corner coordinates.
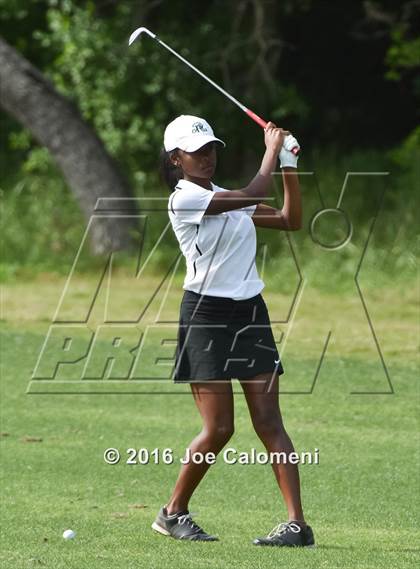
top-left (128, 27), bottom-right (156, 46)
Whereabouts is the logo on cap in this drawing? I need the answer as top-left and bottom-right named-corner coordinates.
top-left (191, 122), bottom-right (208, 134)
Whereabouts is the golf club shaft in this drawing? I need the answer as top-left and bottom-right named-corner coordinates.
top-left (129, 27), bottom-right (299, 155)
top-left (156, 38), bottom-right (265, 119)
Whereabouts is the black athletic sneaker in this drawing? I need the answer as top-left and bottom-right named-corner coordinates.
top-left (253, 521), bottom-right (315, 547)
top-left (151, 506), bottom-right (219, 541)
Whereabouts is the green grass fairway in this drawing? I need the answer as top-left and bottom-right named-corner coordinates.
top-left (1, 274), bottom-right (419, 568)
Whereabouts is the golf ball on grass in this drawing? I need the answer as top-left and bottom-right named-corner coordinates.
top-left (62, 529), bottom-right (76, 540)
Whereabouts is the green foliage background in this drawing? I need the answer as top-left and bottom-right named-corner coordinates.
top-left (0, 0), bottom-right (419, 282)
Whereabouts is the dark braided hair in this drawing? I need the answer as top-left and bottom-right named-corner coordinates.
top-left (159, 147), bottom-right (183, 191)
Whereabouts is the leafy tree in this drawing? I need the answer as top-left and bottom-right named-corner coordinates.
top-left (0, 36), bottom-right (138, 254)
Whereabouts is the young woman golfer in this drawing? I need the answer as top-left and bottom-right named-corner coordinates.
top-left (153, 115), bottom-right (314, 547)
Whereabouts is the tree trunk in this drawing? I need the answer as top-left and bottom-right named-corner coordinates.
top-left (0, 36), bottom-right (138, 255)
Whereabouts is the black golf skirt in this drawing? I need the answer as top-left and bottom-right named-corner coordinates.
top-left (172, 289), bottom-right (284, 383)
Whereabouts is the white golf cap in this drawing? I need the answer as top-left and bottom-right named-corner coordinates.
top-left (164, 115), bottom-right (226, 152)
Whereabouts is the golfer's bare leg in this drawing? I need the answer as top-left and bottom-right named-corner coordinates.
top-left (238, 373), bottom-right (305, 523)
top-left (165, 381), bottom-right (234, 514)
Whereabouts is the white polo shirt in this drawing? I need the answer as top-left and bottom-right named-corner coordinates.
top-left (168, 179), bottom-right (265, 300)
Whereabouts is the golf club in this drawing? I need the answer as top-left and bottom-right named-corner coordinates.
top-left (128, 27), bottom-right (300, 155)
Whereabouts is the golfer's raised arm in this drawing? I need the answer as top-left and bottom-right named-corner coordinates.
top-left (204, 122), bottom-right (286, 216)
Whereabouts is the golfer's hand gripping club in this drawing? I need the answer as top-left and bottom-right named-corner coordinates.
top-left (246, 110), bottom-right (299, 156)
top-left (128, 26), bottom-right (300, 156)
top-left (279, 134), bottom-right (300, 168)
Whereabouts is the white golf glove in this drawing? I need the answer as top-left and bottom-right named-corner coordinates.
top-left (279, 134), bottom-right (300, 168)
